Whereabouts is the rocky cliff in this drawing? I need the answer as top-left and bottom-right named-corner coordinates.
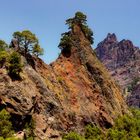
top-left (95, 33), bottom-right (140, 107)
top-left (127, 83), bottom-right (140, 108)
top-left (0, 28), bottom-right (129, 139)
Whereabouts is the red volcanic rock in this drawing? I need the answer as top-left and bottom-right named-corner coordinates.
top-left (0, 29), bottom-right (129, 139)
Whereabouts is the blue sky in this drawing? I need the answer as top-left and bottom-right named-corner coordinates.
top-left (0, 0), bottom-right (140, 63)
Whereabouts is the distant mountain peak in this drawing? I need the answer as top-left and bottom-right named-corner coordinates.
top-left (96, 33), bottom-right (138, 63)
top-left (105, 33), bottom-right (118, 43)
top-left (95, 34), bottom-right (140, 108)
top-left (119, 39), bottom-right (134, 48)
top-left (106, 33), bottom-right (117, 41)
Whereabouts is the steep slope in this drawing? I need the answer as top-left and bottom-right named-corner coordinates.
top-left (95, 33), bottom-right (140, 107)
top-left (127, 83), bottom-right (140, 107)
top-left (51, 25), bottom-right (128, 128)
top-left (0, 59), bottom-right (63, 139)
top-left (0, 29), bottom-right (129, 139)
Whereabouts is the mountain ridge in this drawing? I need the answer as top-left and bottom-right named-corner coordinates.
top-left (95, 33), bottom-right (140, 108)
top-left (0, 26), bottom-right (129, 139)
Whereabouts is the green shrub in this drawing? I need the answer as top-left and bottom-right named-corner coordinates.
top-left (65, 11), bottom-right (94, 44)
top-left (0, 40), bottom-right (8, 51)
top-left (13, 30), bottom-right (39, 56)
top-left (64, 109), bottom-right (140, 140)
top-left (0, 51), bottom-right (8, 68)
top-left (0, 137), bottom-right (19, 140)
top-left (106, 129), bottom-right (127, 140)
top-left (114, 114), bottom-right (140, 134)
top-left (5, 137), bottom-right (20, 140)
top-left (0, 109), bottom-right (36, 140)
top-left (81, 25), bottom-right (94, 44)
top-left (58, 33), bottom-right (72, 51)
top-left (7, 52), bottom-right (23, 79)
top-left (106, 128), bottom-right (140, 140)
top-left (131, 108), bottom-right (140, 119)
top-left (106, 109), bottom-right (140, 140)
top-left (26, 137), bottom-right (34, 140)
top-left (57, 76), bottom-right (63, 84)
top-left (32, 44), bottom-right (44, 57)
top-left (85, 124), bottom-right (103, 140)
top-left (63, 132), bottom-right (85, 140)
top-left (58, 11), bottom-right (94, 53)
top-left (66, 11), bottom-right (87, 29)
top-left (24, 118), bottom-right (35, 140)
top-left (0, 109), bottom-right (14, 138)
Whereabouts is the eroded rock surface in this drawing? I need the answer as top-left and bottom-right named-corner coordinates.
top-left (0, 29), bottom-right (129, 139)
top-left (95, 33), bottom-right (140, 108)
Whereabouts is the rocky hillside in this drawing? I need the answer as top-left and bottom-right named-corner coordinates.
top-left (95, 33), bottom-right (140, 107)
top-left (0, 19), bottom-right (129, 140)
top-left (127, 83), bottom-right (140, 107)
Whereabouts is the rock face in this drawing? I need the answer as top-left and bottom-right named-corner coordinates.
top-left (95, 33), bottom-right (140, 107)
top-left (0, 28), bottom-right (128, 139)
top-left (127, 83), bottom-right (140, 108)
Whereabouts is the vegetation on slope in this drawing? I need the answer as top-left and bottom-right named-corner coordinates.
top-left (0, 29), bottom-right (44, 80)
top-left (58, 11), bottom-right (94, 53)
top-left (0, 109), bottom-right (35, 140)
top-left (0, 109), bottom-right (14, 138)
top-left (127, 77), bottom-right (140, 92)
top-left (7, 52), bottom-right (23, 80)
top-left (0, 40), bottom-right (22, 79)
top-left (0, 11), bottom-right (135, 139)
top-left (12, 30), bottom-right (44, 56)
top-left (63, 108), bottom-right (140, 140)
top-left (66, 11), bottom-right (94, 44)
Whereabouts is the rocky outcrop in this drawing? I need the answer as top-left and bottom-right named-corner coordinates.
top-left (0, 29), bottom-right (129, 139)
top-left (95, 33), bottom-right (140, 108)
top-left (127, 83), bottom-right (140, 107)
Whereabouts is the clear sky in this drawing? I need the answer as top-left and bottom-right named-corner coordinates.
top-left (0, 0), bottom-right (140, 63)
